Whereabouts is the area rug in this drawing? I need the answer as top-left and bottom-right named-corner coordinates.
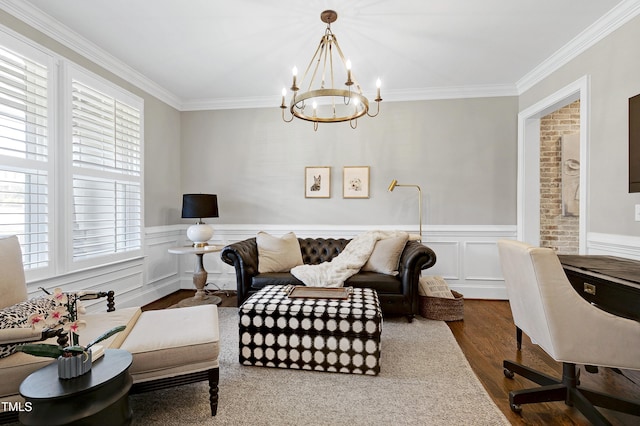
top-left (129, 307), bottom-right (509, 425)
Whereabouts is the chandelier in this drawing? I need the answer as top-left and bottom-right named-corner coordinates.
top-left (280, 10), bottom-right (382, 131)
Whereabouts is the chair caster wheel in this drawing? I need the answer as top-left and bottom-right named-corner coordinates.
top-left (504, 368), bottom-right (515, 379)
top-left (510, 403), bottom-right (522, 414)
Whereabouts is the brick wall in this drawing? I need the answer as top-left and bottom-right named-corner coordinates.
top-left (539, 100), bottom-right (580, 254)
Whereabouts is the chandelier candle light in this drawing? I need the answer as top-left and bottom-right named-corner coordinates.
top-left (281, 10), bottom-right (382, 131)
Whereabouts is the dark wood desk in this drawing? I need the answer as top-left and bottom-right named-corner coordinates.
top-left (558, 255), bottom-right (640, 322)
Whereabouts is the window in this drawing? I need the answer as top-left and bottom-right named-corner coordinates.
top-left (0, 37), bottom-right (53, 277)
top-left (0, 29), bottom-right (143, 280)
top-left (67, 67), bottom-right (143, 266)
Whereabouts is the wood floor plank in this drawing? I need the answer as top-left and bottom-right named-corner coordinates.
top-left (447, 299), bottom-right (640, 425)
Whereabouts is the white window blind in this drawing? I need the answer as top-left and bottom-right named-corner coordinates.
top-left (0, 42), bottom-right (51, 271)
top-left (70, 77), bottom-right (142, 262)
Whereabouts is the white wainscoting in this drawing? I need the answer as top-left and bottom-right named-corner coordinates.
top-left (167, 224), bottom-right (519, 301)
top-left (30, 227), bottom-right (637, 310)
top-left (420, 226), bottom-right (517, 299)
top-left (586, 232), bottom-right (640, 259)
top-left (26, 257), bottom-right (147, 312)
top-left (25, 226), bottom-right (184, 312)
top-left (148, 227), bottom-right (640, 305)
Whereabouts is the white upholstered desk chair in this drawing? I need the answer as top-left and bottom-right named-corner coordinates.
top-left (497, 239), bottom-right (640, 425)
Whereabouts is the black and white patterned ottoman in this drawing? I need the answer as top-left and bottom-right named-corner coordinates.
top-left (239, 285), bottom-right (382, 375)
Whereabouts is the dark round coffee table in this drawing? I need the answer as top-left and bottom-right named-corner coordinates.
top-left (19, 349), bottom-right (133, 426)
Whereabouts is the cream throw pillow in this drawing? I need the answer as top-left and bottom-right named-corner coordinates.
top-left (257, 231), bottom-right (304, 273)
top-left (361, 233), bottom-right (409, 276)
top-left (419, 276), bottom-right (455, 299)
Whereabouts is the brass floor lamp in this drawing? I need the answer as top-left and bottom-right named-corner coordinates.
top-left (388, 179), bottom-right (422, 242)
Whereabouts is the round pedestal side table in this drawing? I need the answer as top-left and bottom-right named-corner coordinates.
top-left (168, 244), bottom-right (222, 306)
top-left (19, 349), bottom-right (133, 426)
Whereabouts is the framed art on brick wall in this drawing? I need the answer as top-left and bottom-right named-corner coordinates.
top-left (343, 166), bottom-right (370, 198)
top-left (305, 166), bottom-right (331, 198)
top-left (561, 133), bottom-right (580, 216)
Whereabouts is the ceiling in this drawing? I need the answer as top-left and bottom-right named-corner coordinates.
top-left (6, 0), bottom-right (633, 110)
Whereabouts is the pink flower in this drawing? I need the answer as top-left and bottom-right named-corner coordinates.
top-left (45, 306), bottom-right (69, 326)
top-left (64, 320), bottom-right (86, 335)
top-left (51, 288), bottom-right (68, 305)
top-left (27, 313), bottom-right (46, 329)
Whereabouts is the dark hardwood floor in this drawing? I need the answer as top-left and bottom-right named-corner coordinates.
top-left (142, 289), bottom-right (238, 311)
top-left (143, 292), bottom-right (640, 425)
top-left (448, 299), bottom-right (640, 425)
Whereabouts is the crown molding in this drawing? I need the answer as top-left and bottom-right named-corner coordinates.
top-left (382, 84), bottom-right (518, 102)
top-left (0, 0), bottom-right (183, 110)
top-left (181, 84), bottom-right (519, 111)
top-left (182, 95), bottom-right (280, 111)
top-left (0, 0), bottom-right (518, 112)
top-left (517, 0), bottom-right (640, 94)
top-left (3, 0), bottom-right (638, 111)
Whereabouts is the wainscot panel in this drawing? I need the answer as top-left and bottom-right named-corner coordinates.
top-left (26, 258), bottom-right (146, 312)
top-left (587, 232), bottom-right (640, 260)
top-left (29, 228), bottom-right (637, 308)
top-left (421, 226), bottom-right (516, 299)
top-left (25, 225), bottom-right (517, 308)
top-left (186, 224), bottom-right (517, 300)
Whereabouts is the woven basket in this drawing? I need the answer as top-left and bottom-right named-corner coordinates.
top-left (419, 290), bottom-right (464, 321)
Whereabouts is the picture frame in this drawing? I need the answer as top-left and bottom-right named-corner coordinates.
top-left (561, 133), bottom-right (580, 216)
top-left (343, 166), bottom-right (370, 198)
top-left (305, 166), bottom-right (331, 198)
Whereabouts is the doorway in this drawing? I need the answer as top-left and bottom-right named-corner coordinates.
top-left (517, 76), bottom-right (589, 253)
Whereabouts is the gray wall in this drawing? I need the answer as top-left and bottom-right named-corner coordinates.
top-left (519, 14), bottom-right (640, 237)
top-left (180, 97), bottom-right (518, 226)
top-left (0, 10), bottom-right (183, 228)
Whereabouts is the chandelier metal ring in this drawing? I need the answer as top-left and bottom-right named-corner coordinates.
top-left (280, 10), bottom-right (382, 131)
top-left (290, 89), bottom-right (369, 123)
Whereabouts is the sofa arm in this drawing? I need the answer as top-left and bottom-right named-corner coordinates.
top-left (221, 238), bottom-right (259, 305)
top-left (398, 241), bottom-right (437, 310)
top-left (399, 241), bottom-right (437, 274)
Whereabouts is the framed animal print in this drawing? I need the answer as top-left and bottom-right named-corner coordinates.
top-left (305, 166), bottom-right (331, 198)
top-left (343, 166), bottom-right (370, 198)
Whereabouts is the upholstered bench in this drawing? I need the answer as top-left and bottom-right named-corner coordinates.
top-left (239, 285), bottom-right (382, 375)
top-left (120, 305), bottom-right (221, 416)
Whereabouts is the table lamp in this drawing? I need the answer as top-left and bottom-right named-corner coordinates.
top-left (181, 194), bottom-right (219, 247)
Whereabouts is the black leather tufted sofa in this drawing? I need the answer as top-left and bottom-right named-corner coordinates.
top-left (220, 237), bottom-right (437, 321)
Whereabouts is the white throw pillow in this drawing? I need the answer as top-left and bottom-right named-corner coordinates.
top-left (257, 231), bottom-right (304, 273)
top-left (361, 233), bottom-right (409, 276)
top-left (419, 276), bottom-right (455, 299)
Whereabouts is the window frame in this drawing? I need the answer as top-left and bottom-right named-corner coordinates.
top-left (0, 28), bottom-right (57, 282)
top-left (62, 63), bottom-right (144, 273)
top-left (0, 25), bottom-right (145, 282)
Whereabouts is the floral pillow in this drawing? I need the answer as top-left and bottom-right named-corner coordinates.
top-left (0, 297), bottom-right (57, 358)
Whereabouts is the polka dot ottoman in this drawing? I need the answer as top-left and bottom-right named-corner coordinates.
top-left (238, 285), bottom-right (382, 375)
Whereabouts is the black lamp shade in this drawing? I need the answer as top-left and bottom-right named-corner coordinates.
top-left (181, 194), bottom-right (219, 219)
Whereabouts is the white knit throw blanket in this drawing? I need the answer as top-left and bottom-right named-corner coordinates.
top-left (290, 230), bottom-right (407, 287)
